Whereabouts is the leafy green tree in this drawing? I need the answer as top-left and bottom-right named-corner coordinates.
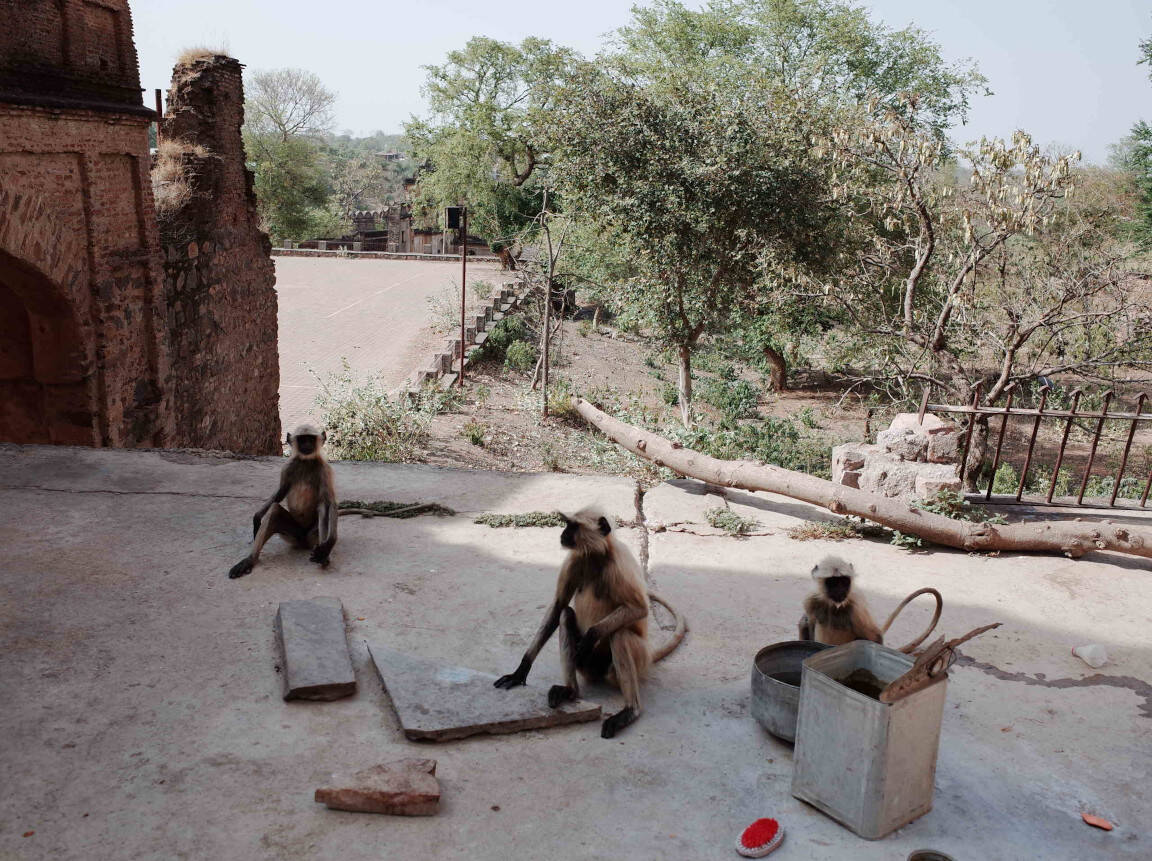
top-left (245, 134), bottom-right (339, 241)
top-left (615, 0), bottom-right (985, 130)
top-left (1112, 35), bottom-right (1152, 242)
top-left (794, 96), bottom-right (1150, 413)
top-left (556, 0), bottom-right (984, 422)
top-left (405, 37), bottom-right (579, 243)
top-left (1110, 122), bottom-right (1152, 243)
top-left (556, 73), bottom-right (829, 425)
top-left (243, 68), bottom-right (341, 241)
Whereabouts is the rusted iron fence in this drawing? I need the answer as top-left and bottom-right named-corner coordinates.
top-left (920, 382), bottom-right (1152, 508)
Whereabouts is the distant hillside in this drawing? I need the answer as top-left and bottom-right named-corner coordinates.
top-left (326, 131), bottom-right (408, 157)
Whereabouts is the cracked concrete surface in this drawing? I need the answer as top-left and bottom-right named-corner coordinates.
top-left (0, 444), bottom-right (1149, 860)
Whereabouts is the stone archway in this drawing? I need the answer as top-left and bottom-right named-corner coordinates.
top-left (0, 191), bottom-right (96, 445)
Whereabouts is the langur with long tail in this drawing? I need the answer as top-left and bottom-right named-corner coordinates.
top-left (798, 555), bottom-right (942, 653)
top-left (228, 424), bottom-right (338, 579)
top-left (494, 507), bottom-right (685, 738)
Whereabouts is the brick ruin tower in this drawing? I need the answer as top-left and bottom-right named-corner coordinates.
top-left (0, 3), bottom-right (281, 454)
top-left (157, 55), bottom-right (280, 454)
top-left (0, 0), bottom-right (172, 446)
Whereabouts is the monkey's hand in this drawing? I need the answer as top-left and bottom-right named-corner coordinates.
top-left (493, 657), bottom-right (531, 689)
top-left (575, 630), bottom-right (600, 665)
top-left (228, 558), bottom-right (254, 580)
top-left (309, 544), bottom-right (332, 566)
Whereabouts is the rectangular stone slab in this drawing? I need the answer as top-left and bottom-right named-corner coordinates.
top-left (367, 642), bottom-right (601, 741)
top-left (276, 598), bottom-right (357, 701)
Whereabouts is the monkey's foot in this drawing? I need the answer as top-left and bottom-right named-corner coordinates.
top-left (548, 685), bottom-right (578, 708)
top-left (600, 707), bottom-right (637, 739)
top-left (228, 558), bottom-right (254, 579)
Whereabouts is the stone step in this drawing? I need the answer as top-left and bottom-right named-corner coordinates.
top-left (367, 642), bottom-right (600, 741)
top-left (275, 598), bottom-right (356, 701)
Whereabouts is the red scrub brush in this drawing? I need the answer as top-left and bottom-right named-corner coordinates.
top-left (735, 818), bottom-right (784, 857)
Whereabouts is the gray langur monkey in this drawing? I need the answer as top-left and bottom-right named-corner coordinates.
top-left (493, 507), bottom-right (685, 739)
top-left (228, 424), bottom-right (338, 579)
top-left (798, 555), bottom-right (942, 653)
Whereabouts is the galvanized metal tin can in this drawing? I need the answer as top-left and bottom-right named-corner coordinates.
top-left (750, 640), bottom-right (830, 742)
top-left (791, 641), bottom-right (948, 840)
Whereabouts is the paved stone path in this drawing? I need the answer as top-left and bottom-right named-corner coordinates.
top-left (274, 257), bottom-right (503, 433)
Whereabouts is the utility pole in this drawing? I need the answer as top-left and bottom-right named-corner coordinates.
top-left (460, 206), bottom-right (467, 387)
top-left (447, 206), bottom-right (467, 387)
top-left (154, 88), bottom-right (163, 144)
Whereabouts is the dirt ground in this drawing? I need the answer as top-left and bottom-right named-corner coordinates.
top-left (415, 311), bottom-right (1152, 513)
top-left (420, 319), bottom-right (868, 479)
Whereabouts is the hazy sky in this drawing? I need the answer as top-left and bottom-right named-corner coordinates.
top-left (133, 0), bottom-right (1150, 165)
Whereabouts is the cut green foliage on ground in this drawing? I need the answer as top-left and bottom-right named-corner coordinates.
top-left (338, 500), bottom-right (456, 518)
top-left (788, 519), bottom-right (864, 541)
top-left (913, 489), bottom-right (1006, 524)
top-left (474, 512), bottom-right (566, 528)
top-left (705, 507), bottom-right (760, 535)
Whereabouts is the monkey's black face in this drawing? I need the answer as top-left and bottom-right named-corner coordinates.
top-left (560, 522), bottom-right (578, 548)
top-left (295, 435), bottom-right (318, 456)
top-left (823, 575), bottom-right (852, 605)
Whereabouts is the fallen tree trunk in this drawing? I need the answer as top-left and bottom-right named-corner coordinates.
top-left (573, 398), bottom-right (1152, 562)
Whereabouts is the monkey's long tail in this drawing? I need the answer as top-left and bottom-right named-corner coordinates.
top-left (648, 592), bottom-right (687, 662)
top-left (881, 587), bottom-right (943, 654)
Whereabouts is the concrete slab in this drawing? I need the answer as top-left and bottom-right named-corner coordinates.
top-left (368, 643), bottom-right (601, 741)
top-left (314, 758), bottom-right (439, 815)
top-left (0, 443), bottom-right (638, 525)
top-left (275, 598), bottom-right (356, 701)
top-left (0, 445), bottom-right (1148, 860)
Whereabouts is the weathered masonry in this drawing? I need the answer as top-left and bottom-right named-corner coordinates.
top-left (157, 55), bottom-right (280, 454)
top-left (0, 0), bottom-right (170, 446)
top-left (0, 1), bottom-right (280, 453)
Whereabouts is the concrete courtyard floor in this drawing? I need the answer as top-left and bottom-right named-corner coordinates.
top-left (1, 444), bottom-right (1149, 860)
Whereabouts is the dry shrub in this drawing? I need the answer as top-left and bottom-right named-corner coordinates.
top-left (175, 46), bottom-right (230, 65)
top-left (151, 139), bottom-right (211, 218)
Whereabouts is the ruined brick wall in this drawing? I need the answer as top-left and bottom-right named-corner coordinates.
top-left (0, 0), bottom-right (173, 446)
top-left (158, 56), bottom-right (280, 454)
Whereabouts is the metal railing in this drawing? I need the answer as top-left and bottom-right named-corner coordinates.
top-left (918, 382), bottom-right (1152, 508)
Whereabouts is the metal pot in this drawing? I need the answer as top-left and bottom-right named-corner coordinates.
top-left (750, 640), bottom-right (830, 742)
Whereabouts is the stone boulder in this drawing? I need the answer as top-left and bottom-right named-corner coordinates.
top-left (831, 412), bottom-right (962, 501)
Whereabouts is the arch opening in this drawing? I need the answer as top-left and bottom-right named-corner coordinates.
top-left (0, 250), bottom-right (94, 445)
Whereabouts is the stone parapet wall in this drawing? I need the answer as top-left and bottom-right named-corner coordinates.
top-left (272, 247), bottom-right (500, 264)
top-left (832, 413), bottom-right (962, 499)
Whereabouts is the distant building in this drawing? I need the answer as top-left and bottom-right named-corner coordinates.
top-left (301, 206), bottom-right (488, 256)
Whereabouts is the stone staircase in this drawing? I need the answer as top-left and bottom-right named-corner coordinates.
top-left (407, 280), bottom-right (526, 393)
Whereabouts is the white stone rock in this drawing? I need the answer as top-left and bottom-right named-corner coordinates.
top-left (888, 412), bottom-right (957, 436)
top-left (877, 427), bottom-right (929, 462)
